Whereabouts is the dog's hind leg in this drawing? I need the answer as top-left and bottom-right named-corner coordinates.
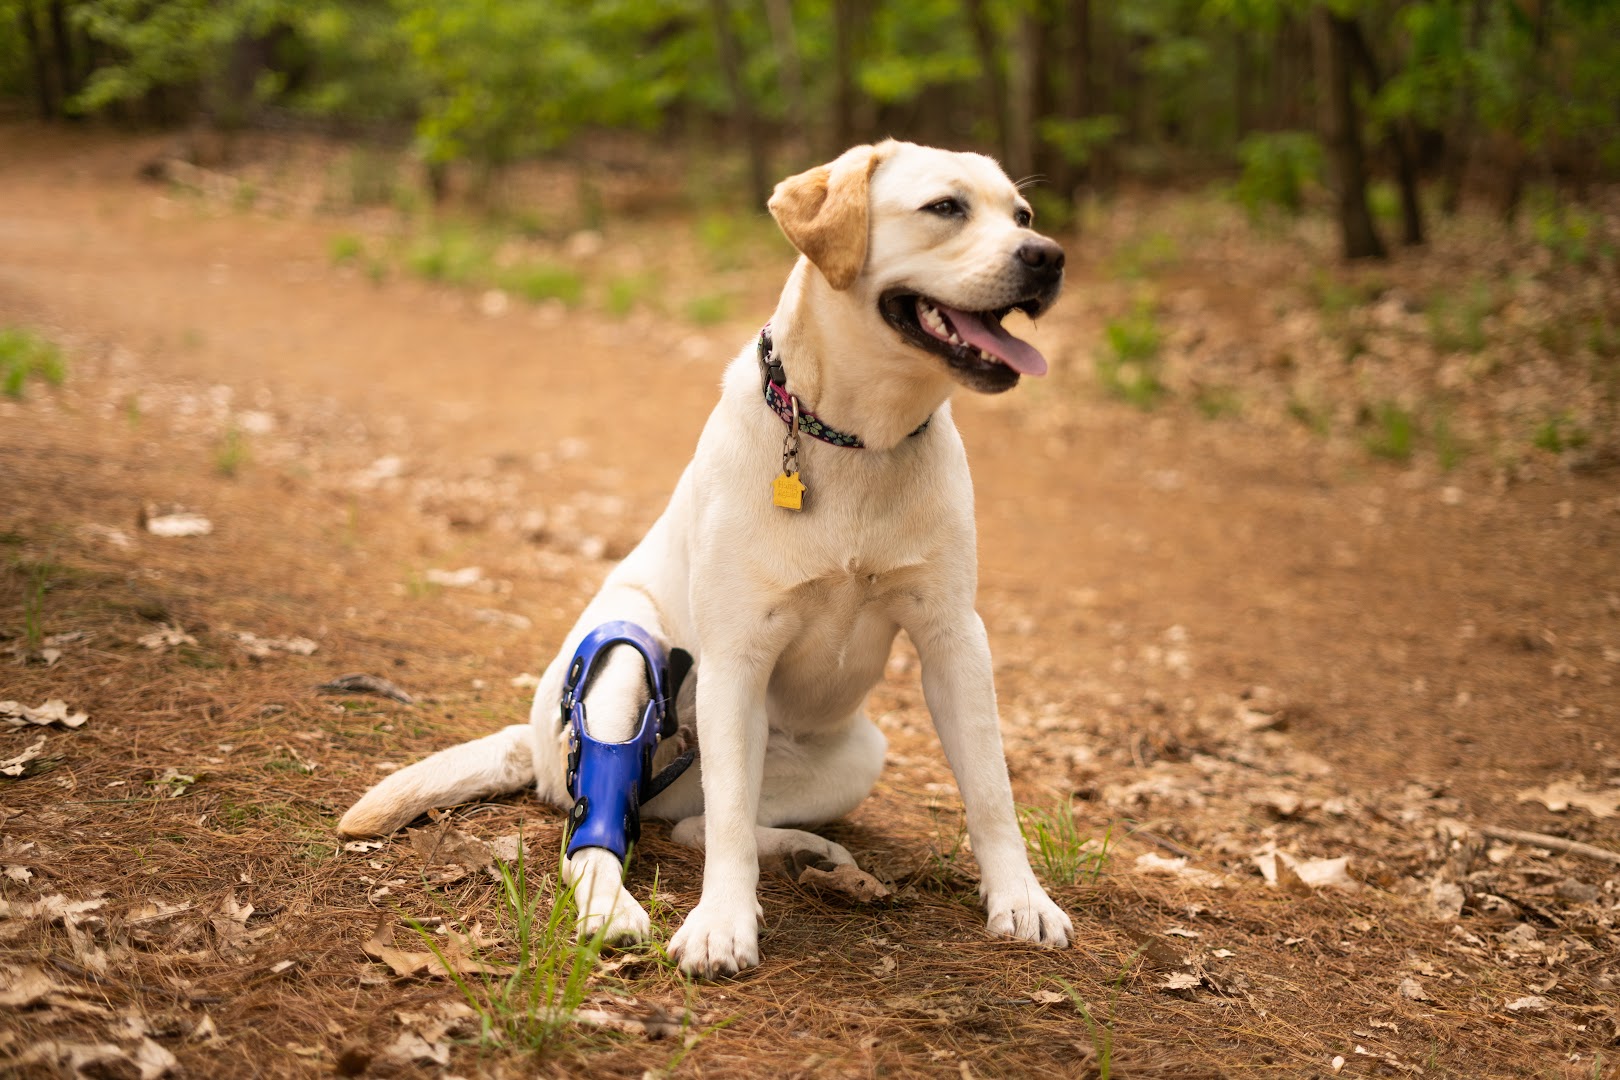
top-left (666, 713), bottom-right (885, 881)
top-left (336, 724), bottom-right (536, 838)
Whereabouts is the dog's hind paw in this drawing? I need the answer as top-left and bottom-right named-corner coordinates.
top-left (668, 901), bottom-right (759, 978)
top-left (985, 879), bottom-right (1073, 948)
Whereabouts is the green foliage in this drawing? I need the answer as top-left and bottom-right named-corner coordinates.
top-left (1233, 132), bottom-right (1321, 219)
top-left (501, 263), bottom-right (584, 307)
top-left (858, 2), bottom-right (976, 104)
top-left (1530, 201), bottom-right (1610, 267)
top-left (1107, 231), bottom-right (1180, 280)
top-left (67, 0), bottom-right (231, 116)
top-left (1364, 402), bottom-right (1417, 463)
top-left (1532, 412), bottom-right (1590, 454)
top-left (413, 845), bottom-right (603, 1049)
top-left (2, 0), bottom-right (1608, 225)
top-left (399, 0), bottom-right (690, 173)
top-left (1194, 385), bottom-right (1242, 419)
top-left (1433, 410), bottom-right (1465, 471)
top-left (1019, 803), bottom-right (1109, 887)
top-left (0, 327), bottom-right (66, 399)
top-left (328, 233), bottom-right (364, 266)
top-left (684, 293), bottom-right (730, 326)
top-left (1427, 282), bottom-right (1492, 354)
top-left (21, 559), bottom-right (49, 651)
top-left (605, 272), bottom-right (661, 318)
top-left (215, 426), bottom-right (249, 477)
top-left (404, 227), bottom-right (494, 285)
top-left (1038, 115), bottom-right (1124, 168)
top-left (1096, 298), bottom-right (1165, 409)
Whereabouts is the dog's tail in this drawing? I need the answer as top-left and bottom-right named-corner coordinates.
top-left (336, 724), bottom-right (538, 838)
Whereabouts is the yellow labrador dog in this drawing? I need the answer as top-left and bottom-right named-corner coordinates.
top-left (339, 140), bottom-right (1072, 977)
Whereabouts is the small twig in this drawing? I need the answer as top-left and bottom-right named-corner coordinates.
top-left (1478, 825), bottom-right (1620, 867)
top-left (49, 957), bottom-right (225, 1004)
top-left (1128, 826), bottom-right (1200, 861)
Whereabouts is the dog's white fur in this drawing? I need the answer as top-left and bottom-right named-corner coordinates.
top-left (338, 140), bottom-right (1073, 977)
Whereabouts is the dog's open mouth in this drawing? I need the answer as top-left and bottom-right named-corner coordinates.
top-left (880, 291), bottom-right (1049, 389)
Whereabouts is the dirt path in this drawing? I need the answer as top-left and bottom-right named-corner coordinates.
top-left (2, 125), bottom-right (1616, 1078)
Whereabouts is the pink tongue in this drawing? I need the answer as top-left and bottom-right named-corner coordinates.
top-left (935, 303), bottom-right (1048, 376)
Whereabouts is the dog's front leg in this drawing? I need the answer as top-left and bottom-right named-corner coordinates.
top-left (909, 609), bottom-right (1072, 947)
top-left (665, 612), bottom-right (780, 977)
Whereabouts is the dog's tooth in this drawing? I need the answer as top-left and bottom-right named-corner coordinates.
top-left (948, 332), bottom-right (962, 345)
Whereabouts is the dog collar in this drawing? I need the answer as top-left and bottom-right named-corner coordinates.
top-left (757, 327), bottom-right (930, 449)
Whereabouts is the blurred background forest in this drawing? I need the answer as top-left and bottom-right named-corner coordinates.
top-left (4, 0), bottom-right (1620, 257)
top-left (2, 0), bottom-right (1617, 471)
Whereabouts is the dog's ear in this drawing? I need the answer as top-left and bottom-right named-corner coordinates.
top-left (768, 144), bottom-right (888, 291)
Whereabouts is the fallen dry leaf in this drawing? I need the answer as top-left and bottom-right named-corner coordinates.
top-left (574, 1004), bottom-right (689, 1040)
top-left (1028, 989), bottom-right (1066, 1004)
top-left (148, 767), bottom-right (196, 798)
top-left (1505, 995), bottom-right (1548, 1012)
top-left (0, 738), bottom-right (46, 778)
top-left (409, 826), bottom-right (493, 871)
top-left (0, 894), bottom-right (106, 929)
top-left (796, 862), bottom-right (892, 903)
top-left (1253, 846), bottom-right (1357, 893)
top-left (362, 920), bottom-right (510, 979)
top-left (0, 964), bottom-right (59, 1007)
top-left (1159, 972), bottom-right (1201, 993)
top-left (141, 507), bottom-right (212, 538)
top-left (1424, 877), bottom-right (1466, 921)
top-left (138, 625), bottom-right (197, 651)
top-left (13, 1036), bottom-right (177, 1079)
top-left (378, 1030), bottom-right (449, 1068)
top-left (0, 699), bottom-right (89, 729)
top-left (1517, 778), bottom-right (1620, 819)
top-left (1133, 851), bottom-right (1229, 888)
top-left (1398, 976), bottom-right (1433, 1001)
top-left (233, 631), bottom-right (318, 658)
top-left (423, 566), bottom-right (484, 588)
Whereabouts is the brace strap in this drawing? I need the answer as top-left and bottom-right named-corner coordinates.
top-left (561, 621), bottom-right (693, 861)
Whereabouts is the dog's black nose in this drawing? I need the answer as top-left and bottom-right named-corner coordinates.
top-left (1017, 238), bottom-right (1065, 275)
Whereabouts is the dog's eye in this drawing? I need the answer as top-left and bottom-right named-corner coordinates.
top-left (922, 198), bottom-right (964, 217)
top-left (1014, 207), bottom-right (1033, 228)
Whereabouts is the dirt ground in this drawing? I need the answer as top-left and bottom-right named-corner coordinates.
top-left (1, 123), bottom-right (1617, 1079)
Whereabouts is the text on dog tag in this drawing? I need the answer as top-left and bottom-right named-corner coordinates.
top-left (772, 471), bottom-right (806, 511)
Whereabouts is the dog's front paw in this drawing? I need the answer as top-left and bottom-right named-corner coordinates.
top-left (577, 886), bottom-right (652, 946)
top-left (668, 901), bottom-right (759, 978)
top-left (985, 878), bottom-right (1073, 947)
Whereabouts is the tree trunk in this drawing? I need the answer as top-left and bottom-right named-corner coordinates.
top-left (47, 0), bottom-right (75, 110)
top-left (964, 0), bottom-right (1010, 163)
top-left (1005, 11), bottom-right (1038, 179)
top-left (1439, 0), bottom-right (1488, 215)
top-left (708, 0), bottom-right (770, 210)
top-left (1499, 0), bottom-right (1549, 223)
top-left (17, 2), bottom-right (55, 120)
top-left (831, 0), bottom-right (860, 150)
top-left (763, 0), bottom-right (808, 160)
top-left (1345, 20), bottom-right (1424, 246)
top-left (1312, 6), bottom-right (1386, 260)
top-left (1048, 0), bottom-right (1091, 195)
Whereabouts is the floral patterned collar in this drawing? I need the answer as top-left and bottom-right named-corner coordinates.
top-left (757, 327), bottom-right (930, 449)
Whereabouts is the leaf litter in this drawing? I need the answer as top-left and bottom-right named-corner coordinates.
top-left (1, 162), bottom-right (1617, 1079)
top-left (1, 699), bottom-right (89, 729)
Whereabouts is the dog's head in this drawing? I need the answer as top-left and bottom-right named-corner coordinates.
top-left (768, 140), bottom-right (1064, 394)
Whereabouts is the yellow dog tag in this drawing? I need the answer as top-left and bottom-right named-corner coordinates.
top-left (772, 471), bottom-right (806, 511)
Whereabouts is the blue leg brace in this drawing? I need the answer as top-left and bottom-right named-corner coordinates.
top-left (561, 621), bottom-right (694, 862)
